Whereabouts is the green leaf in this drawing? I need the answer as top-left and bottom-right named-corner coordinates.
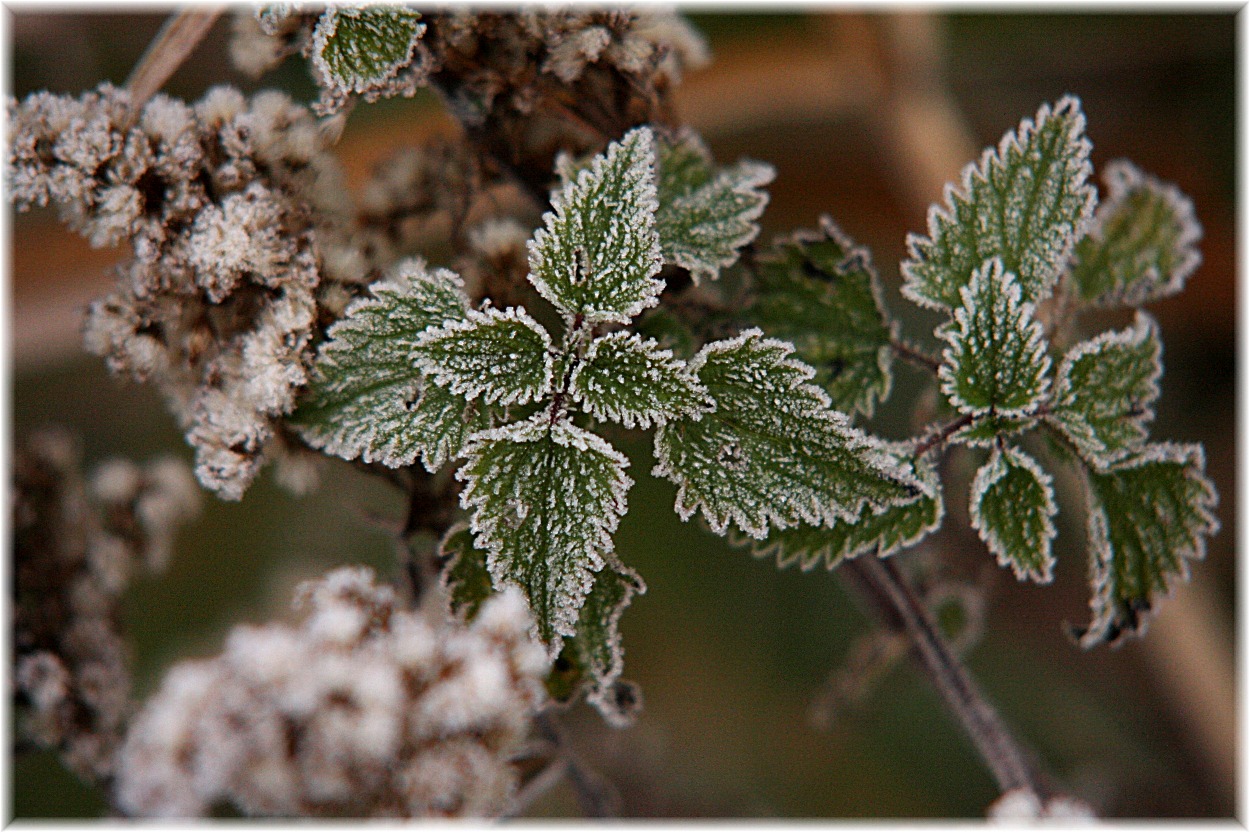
top-left (570, 330), bottom-right (710, 429)
top-left (458, 414), bottom-right (632, 654)
top-left (748, 217), bottom-right (895, 417)
top-left (902, 96), bottom-right (1095, 310)
top-left (440, 523), bottom-right (494, 622)
top-left (939, 258), bottom-right (1051, 422)
top-left (969, 445), bottom-right (1058, 583)
top-left (549, 556), bottom-right (646, 727)
top-left (413, 306), bottom-right (554, 407)
top-left (528, 127), bottom-right (663, 325)
top-left (1070, 160), bottom-right (1203, 307)
top-left (1047, 311), bottom-right (1161, 466)
top-left (653, 329), bottom-right (921, 539)
top-left (655, 128), bottom-right (774, 283)
top-left (1075, 443), bottom-right (1218, 648)
top-left (747, 448), bottom-right (943, 569)
top-left (951, 414), bottom-right (1035, 447)
top-left (312, 6), bottom-right (424, 94)
top-left (291, 261), bottom-right (493, 470)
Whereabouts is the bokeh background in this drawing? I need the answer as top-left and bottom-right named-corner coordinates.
top-left (9, 9), bottom-right (1236, 819)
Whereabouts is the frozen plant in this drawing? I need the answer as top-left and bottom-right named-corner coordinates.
top-left (7, 6), bottom-right (1222, 821)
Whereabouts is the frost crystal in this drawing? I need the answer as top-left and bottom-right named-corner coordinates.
top-left (413, 306), bottom-right (554, 407)
top-left (902, 96), bottom-right (1096, 310)
top-left (458, 415), bottom-right (633, 654)
top-left (939, 258), bottom-right (1052, 422)
top-left (969, 445), bottom-right (1058, 583)
top-left (116, 568), bottom-right (547, 818)
top-left (654, 329), bottom-right (920, 538)
top-left (528, 126), bottom-right (663, 325)
top-left (310, 6), bottom-right (427, 115)
top-left (1070, 159), bottom-right (1203, 307)
top-left (1047, 311), bottom-right (1162, 466)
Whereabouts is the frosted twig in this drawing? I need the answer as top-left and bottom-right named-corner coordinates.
top-left (841, 555), bottom-right (1048, 798)
top-left (125, 6), bottom-right (226, 111)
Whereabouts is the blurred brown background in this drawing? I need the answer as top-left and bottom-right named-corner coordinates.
top-left (9, 9), bottom-right (1236, 819)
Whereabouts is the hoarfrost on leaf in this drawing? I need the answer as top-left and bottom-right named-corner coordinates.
top-left (653, 329), bottom-right (920, 539)
top-left (311, 6), bottom-right (426, 114)
top-left (570, 330), bottom-right (710, 429)
top-left (969, 445), bottom-right (1058, 583)
top-left (1070, 160), bottom-right (1203, 307)
top-left (458, 414), bottom-right (633, 655)
top-left (441, 524), bottom-right (495, 623)
top-left (1074, 443), bottom-right (1218, 648)
top-left (939, 258), bottom-right (1051, 423)
top-left (654, 127), bottom-right (774, 283)
top-left (527, 127), bottom-right (663, 325)
top-left (748, 217), bottom-right (895, 417)
top-left (747, 447), bottom-right (943, 569)
top-left (291, 261), bottom-right (494, 471)
top-left (902, 96), bottom-right (1095, 310)
top-left (1047, 311), bottom-right (1162, 466)
top-left (413, 306), bottom-right (554, 407)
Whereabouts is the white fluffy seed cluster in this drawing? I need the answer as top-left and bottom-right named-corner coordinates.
top-left (116, 567), bottom-right (549, 818)
top-left (8, 83), bottom-right (365, 499)
top-left (13, 430), bottom-right (200, 784)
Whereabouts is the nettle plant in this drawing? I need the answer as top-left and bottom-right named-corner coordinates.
top-left (9, 6), bottom-right (1218, 820)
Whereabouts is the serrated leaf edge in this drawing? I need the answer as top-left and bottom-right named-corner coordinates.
top-left (311, 6), bottom-right (425, 95)
top-left (969, 444), bottom-right (1058, 583)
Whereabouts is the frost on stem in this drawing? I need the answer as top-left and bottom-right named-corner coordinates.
top-left (13, 430), bottom-right (199, 784)
top-left (116, 568), bottom-right (548, 818)
top-left (8, 84), bottom-right (364, 499)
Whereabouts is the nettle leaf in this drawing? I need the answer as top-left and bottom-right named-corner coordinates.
top-left (654, 329), bottom-right (920, 539)
top-left (413, 306), bottom-right (553, 407)
top-left (440, 523), bottom-right (493, 622)
top-left (1070, 160), bottom-right (1203, 307)
top-left (902, 96), bottom-right (1095, 310)
top-left (458, 414), bottom-right (632, 653)
top-left (748, 217), bottom-right (895, 417)
top-left (1075, 443), bottom-right (1218, 648)
top-left (950, 414), bottom-right (1034, 447)
top-left (939, 258), bottom-right (1051, 424)
top-left (747, 448), bottom-right (943, 570)
top-left (969, 445), bottom-right (1058, 583)
top-left (1048, 311), bottom-right (1162, 466)
top-left (292, 261), bottom-right (493, 470)
top-left (549, 555), bottom-right (646, 727)
top-left (655, 128), bottom-right (774, 283)
top-left (528, 127), bottom-right (663, 325)
top-left (570, 330), bottom-right (710, 429)
top-left (312, 6), bottom-right (424, 95)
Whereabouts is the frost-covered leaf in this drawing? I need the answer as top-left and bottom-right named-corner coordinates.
top-left (1075, 443), bottom-right (1218, 648)
top-left (654, 329), bottom-right (920, 539)
top-left (292, 261), bottom-right (493, 470)
top-left (440, 523), bottom-right (494, 621)
top-left (1070, 160), bottom-right (1203, 307)
top-left (548, 555), bottom-right (646, 727)
top-left (1047, 312), bottom-right (1161, 466)
top-left (412, 306), bottom-right (553, 407)
top-left (528, 127), bottom-right (663, 325)
top-left (748, 448), bottom-right (943, 570)
top-left (902, 97), bottom-right (1095, 310)
top-left (570, 331), bottom-right (710, 429)
top-left (951, 415), bottom-right (1035, 447)
top-left (748, 217), bottom-right (895, 417)
top-left (458, 414), bottom-right (632, 653)
top-left (655, 128), bottom-right (774, 283)
top-left (312, 6), bottom-right (423, 95)
top-left (969, 445), bottom-right (1057, 583)
top-left (939, 258), bottom-right (1051, 422)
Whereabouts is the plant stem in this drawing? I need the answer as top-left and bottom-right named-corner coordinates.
top-left (841, 555), bottom-right (1048, 798)
top-left (911, 412), bottom-right (974, 456)
top-left (533, 712), bottom-right (619, 817)
top-left (890, 336), bottom-right (942, 374)
top-left (125, 6), bottom-right (224, 111)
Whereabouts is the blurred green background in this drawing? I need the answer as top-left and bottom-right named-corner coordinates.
top-left (10, 9), bottom-right (1236, 819)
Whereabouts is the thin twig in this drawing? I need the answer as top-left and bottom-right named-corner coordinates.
top-left (533, 712), bottom-right (619, 817)
top-left (125, 6), bottom-right (225, 111)
top-left (890, 336), bottom-right (942, 374)
top-left (912, 412), bottom-right (974, 457)
top-left (841, 556), bottom-right (1048, 797)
